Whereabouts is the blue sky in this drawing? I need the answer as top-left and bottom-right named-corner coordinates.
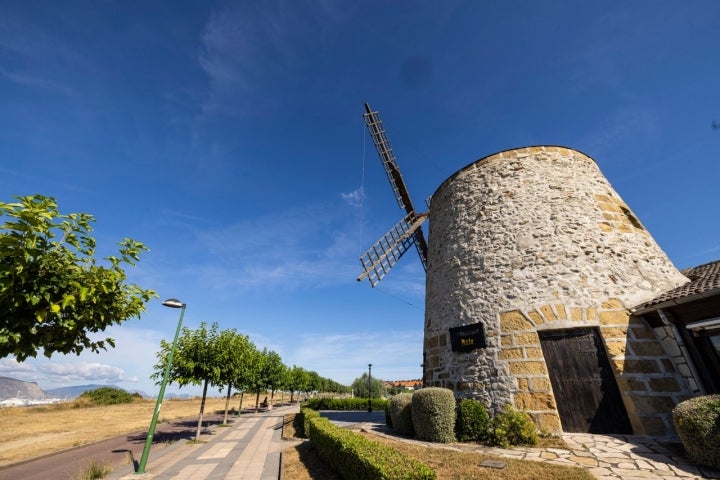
top-left (1, 1), bottom-right (719, 397)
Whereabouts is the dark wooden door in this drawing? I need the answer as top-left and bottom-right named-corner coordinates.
top-left (539, 328), bottom-right (632, 434)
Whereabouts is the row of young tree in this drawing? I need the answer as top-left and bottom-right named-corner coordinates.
top-left (152, 322), bottom-right (349, 440)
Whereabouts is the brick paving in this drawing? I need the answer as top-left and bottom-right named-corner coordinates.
top-left (106, 405), bottom-right (296, 480)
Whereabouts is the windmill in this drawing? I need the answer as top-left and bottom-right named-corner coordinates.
top-left (356, 103), bottom-right (429, 287)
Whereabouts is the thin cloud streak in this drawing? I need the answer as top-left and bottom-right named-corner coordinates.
top-left (287, 331), bottom-right (424, 384)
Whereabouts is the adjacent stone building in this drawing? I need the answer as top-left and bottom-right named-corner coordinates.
top-left (423, 146), bottom-right (707, 435)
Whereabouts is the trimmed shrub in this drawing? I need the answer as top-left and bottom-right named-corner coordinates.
top-left (78, 387), bottom-right (137, 405)
top-left (300, 407), bottom-right (321, 438)
top-left (488, 406), bottom-right (537, 448)
top-left (673, 394), bottom-right (720, 469)
top-left (389, 392), bottom-right (414, 436)
top-left (304, 397), bottom-right (388, 411)
top-left (307, 415), bottom-right (435, 479)
top-left (385, 402), bottom-right (393, 428)
top-left (411, 388), bottom-right (456, 443)
top-left (455, 398), bottom-right (490, 442)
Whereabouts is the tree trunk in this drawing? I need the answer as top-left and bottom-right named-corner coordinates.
top-left (223, 384), bottom-right (232, 425)
top-left (237, 391), bottom-right (244, 417)
top-left (255, 391), bottom-right (260, 413)
top-left (195, 378), bottom-right (209, 442)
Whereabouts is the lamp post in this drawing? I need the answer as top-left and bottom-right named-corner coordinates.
top-left (367, 363), bottom-right (372, 412)
top-left (136, 299), bottom-right (186, 475)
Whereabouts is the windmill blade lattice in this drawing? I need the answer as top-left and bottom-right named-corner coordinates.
top-left (358, 103), bottom-right (430, 286)
top-left (357, 213), bottom-right (428, 287)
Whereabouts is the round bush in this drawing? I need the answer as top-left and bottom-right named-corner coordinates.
top-left (673, 394), bottom-right (720, 469)
top-left (455, 398), bottom-right (490, 442)
top-left (78, 386), bottom-right (137, 405)
top-left (412, 387), bottom-right (456, 443)
top-left (488, 406), bottom-right (537, 448)
top-left (389, 392), bottom-right (414, 436)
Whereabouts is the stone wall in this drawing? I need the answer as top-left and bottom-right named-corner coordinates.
top-left (424, 146), bottom-right (690, 435)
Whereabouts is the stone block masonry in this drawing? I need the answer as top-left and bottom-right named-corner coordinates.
top-left (424, 146), bottom-right (690, 435)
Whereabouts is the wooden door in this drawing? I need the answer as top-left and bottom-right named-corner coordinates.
top-left (539, 328), bottom-right (632, 434)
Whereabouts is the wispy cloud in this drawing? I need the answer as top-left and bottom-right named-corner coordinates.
top-left (40, 363), bottom-right (137, 383)
top-left (583, 106), bottom-right (660, 156)
top-left (0, 13), bottom-right (90, 98)
top-left (285, 331), bottom-right (424, 384)
top-left (0, 359), bottom-right (136, 387)
top-left (341, 187), bottom-right (364, 208)
top-left (0, 68), bottom-right (77, 97)
top-left (197, 4), bottom-right (293, 117)
top-left (0, 325), bottom-right (166, 390)
top-left (196, 2), bottom-right (351, 119)
top-left (179, 201), bottom-right (360, 292)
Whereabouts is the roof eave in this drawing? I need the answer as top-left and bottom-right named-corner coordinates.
top-left (631, 287), bottom-right (720, 316)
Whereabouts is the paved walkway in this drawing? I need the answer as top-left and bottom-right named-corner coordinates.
top-left (107, 404), bottom-right (298, 480)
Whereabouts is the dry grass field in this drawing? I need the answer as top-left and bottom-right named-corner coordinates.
top-left (0, 396), bottom-right (256, 467)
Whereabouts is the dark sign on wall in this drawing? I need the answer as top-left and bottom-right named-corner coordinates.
top-left (449, 323), bottom-right (486, 352)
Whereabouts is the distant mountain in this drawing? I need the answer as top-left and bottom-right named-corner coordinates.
top-left (44, 384), bottom-right (113, 399)
top-left (0, 376), bottom-right (46, 400)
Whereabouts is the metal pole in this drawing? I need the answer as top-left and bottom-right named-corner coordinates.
top-left (368, 363), bottom-right (372, 412)
top-left (136, 303), bottom-right (186, 474)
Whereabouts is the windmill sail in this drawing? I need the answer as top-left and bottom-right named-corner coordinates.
top-left (357, 213), bottom-right (428, 287)
top-left (359, 103), bottom-right (429, 286)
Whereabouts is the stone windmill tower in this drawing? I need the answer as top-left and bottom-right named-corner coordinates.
top-left (358, 106), bottom-right (692, 435)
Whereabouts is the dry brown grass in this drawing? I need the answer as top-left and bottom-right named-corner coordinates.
top-left (0, 396), bottom-right (254, 466)
top-left (280, 413), bottom-right (593, 480)
top-left (281, 413), bottom-right (340, 480)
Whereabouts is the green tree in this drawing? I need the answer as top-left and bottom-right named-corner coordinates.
top-left (286, 365), bottom-right (309, 403)
top-left (217, 329), bottom-right (255, 424)
top-left (352, 372), bottom-right (386, 398)
top-left (233, 344), bottom-right (263, 415)
top-left (247, 348), bottom-right (285, 410)
top-left (306, 370), bottom-right (321, 397)
top-left (0, 195), bottom-right (157, 361)
top-left (265, 354), bottom-right (286, 405)
top-left (153, 322), bottom-right (224, 441)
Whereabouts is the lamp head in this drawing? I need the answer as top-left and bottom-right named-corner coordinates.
top-left (162, 298), bottom-right (185, 309)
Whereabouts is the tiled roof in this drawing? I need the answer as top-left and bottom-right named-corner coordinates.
top-left (632, 259), bottom-right (720, 313)
top-left (385, 379), bottom-right (422, 388)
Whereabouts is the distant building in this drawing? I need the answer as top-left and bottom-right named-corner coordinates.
top-left (385, 379), bottom-right (422, 391)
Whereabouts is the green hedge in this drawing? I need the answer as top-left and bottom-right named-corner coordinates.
top-left (389, 393), bottom-right (414, 436)
top-left (307, 415), bottom-right (435, 479)
top-left (304, 397), bottom-right (388, 411)
top-left (673, 394), bottom-right (720, 469)
top-left (300, 407), bottom-right (321, 438)
top-left (412, 388), bottom-right (456, 443)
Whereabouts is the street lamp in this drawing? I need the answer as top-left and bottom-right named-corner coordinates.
top-left (136, 299), bottom-right (186, 475)
top-left (368, 363), bottom-right (372, 413)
